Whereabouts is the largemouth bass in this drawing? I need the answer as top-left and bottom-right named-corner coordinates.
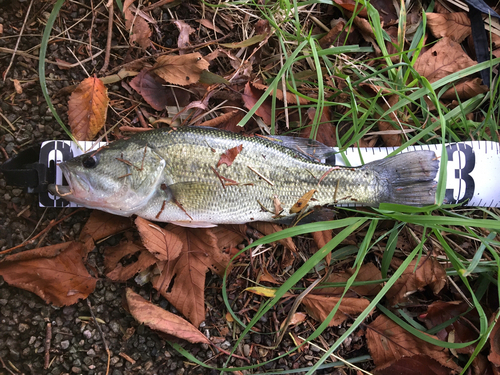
top-left (49, 127), bottom-right (439, 227)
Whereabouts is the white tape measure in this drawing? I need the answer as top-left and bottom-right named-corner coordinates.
top-left (38, 140), bottom-right (500, 208)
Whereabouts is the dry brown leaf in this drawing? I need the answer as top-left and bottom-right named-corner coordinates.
top-left (421, 301), bottom-right (476, 354)
top-left (124, 0), bottom-right (152, 49)
top-left (0, 241), bottom-right (97, 306)
top-left (198, 110), bottom-right (239, 128)
top-left (217, 144), bottom-right (243, 168)
top-left (152, 53), bottom-right (210, 86)
top-left (135, 217), bottom-right (183, 261)
top-left (152, 225), bottom-right (230, 327)
top-left (441, 77), bottom-right (488, 100)
top-left (241, 82), bottom-right (276, 125)
top-left (386, 257), bottom-right (447, 305)
top-left (367, 314), bottom-right (461, 371)
top-left (414, 37), bottom-right (476, 83)
top-left (488, 315), bottom-right (500, 366)
top-left (68, 76), bottom-right (109, 141)
top-left (281, 312), bottom-right (307, 329)
top-left (427, 12), bottom-right (471, 43)
top-left (197, 18), bottom-right (223, 34)
top-left (373, 354), bottom-right (453, 375)
top-left (104, 240), bottom-right (157, 282)
top-left (125, 288), bottom-right (211, 344)
top-left (290, 189), bottom-right (317, 213)
top-left (130, 70), bottom-right (191, 110)
top-left (316, 263), bottom-right (382, 297)
top-left (174, 20), bottom-right (195, 52)
top-left (13, 79), bottom-right (22, 94)
top-left (301, 294), bottom-right (371, 326)
top-left (311, 229), bottom-right (333, 266)
top-left (79, 210), bottom-right (132, 242)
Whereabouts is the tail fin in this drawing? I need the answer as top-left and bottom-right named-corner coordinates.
top-left (366, 150), bottom-right (439, 206)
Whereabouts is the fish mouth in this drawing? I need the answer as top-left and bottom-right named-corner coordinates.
top-left (48, 162), bottom-right (89, 199)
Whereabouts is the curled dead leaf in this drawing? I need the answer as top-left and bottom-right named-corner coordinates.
top-left (125, 288), bottom-right (211, 344)
top-left (68, 76), bottom-right (109, 141)
top-left (290, 189), bottom-right (317, 214)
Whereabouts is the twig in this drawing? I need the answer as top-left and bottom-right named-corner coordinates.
top-left (3, 0), bottom-right (33, 81)
top-left (0, 47), bottom-right (104, 69)
top-left (0, 208), bottom-right (84, 255)
top-left (87, 299), bottom-right (111, 375)
top-left (100, 0), bottom-right (114, 73)
top-left (44, 321), bottom-right (52, 369)
top-left (247, 166), bottom-right (274, 186)
top-left (0, 357), bottom-right (15, 375)
top-left (142, 0), bottom-right (177, 12)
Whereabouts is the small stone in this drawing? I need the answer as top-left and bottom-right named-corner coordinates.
top-left (87, 348), bottom-right (96, 356)
top-left (60, 340), bottom-right (70, 349)
top-left (18, 323), bottom-right (29, 332)
top-left (83, 330), bottom-right (92, 339)
top-left (71, 367), bottom-right (81, 374)
top-left (11, 189), bottom-right (22, 197)
top-left (243, 344), bottom-right (250, 356)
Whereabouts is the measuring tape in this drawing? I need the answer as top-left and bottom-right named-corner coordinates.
top-left (37, 140), bottom-right (500, 208)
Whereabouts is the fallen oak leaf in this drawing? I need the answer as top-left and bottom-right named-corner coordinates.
top-left (135, 217), bottom-right (183, 261)
top-left (0, 241), bottom-right (97, 306)
top-left (217, 144), bottom-right (243, 168)
top-left (68, 76), bottom-right (109, 141)
top-left (152, 53), bottom-right (210, 86)
top-left (125, 288), bottom-right (211, 344)
top-left (441, 77), bottom-right (488, 100)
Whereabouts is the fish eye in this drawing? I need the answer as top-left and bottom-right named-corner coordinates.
top-left (82, 155), bottom-right (98, 169)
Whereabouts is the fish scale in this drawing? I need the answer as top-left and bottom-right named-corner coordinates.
top-left (49, 127), bottom-right (439, 227)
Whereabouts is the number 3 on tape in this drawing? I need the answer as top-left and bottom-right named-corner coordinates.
top-left (445, 143), bottom-right (475, 205)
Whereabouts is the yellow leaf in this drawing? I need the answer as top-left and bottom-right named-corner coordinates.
top-left (245, 286), bottom-right (279, 297)
top-left (290, 189), bottom-right (317, 214)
